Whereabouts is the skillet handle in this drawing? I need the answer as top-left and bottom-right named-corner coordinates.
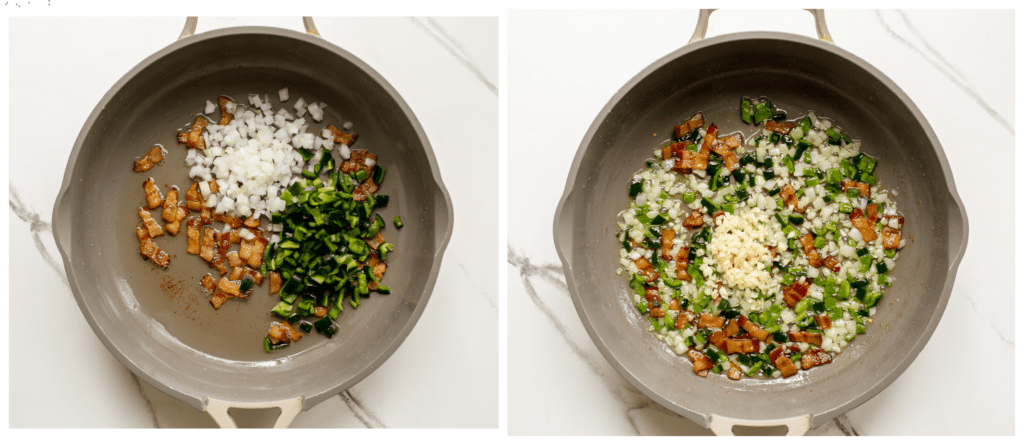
top-left (178, 17), bottom-right (321, 40)
top-left (689, 9), bottom-right (833, 44)
top-left (708, 414), bottom-right (811, 436)
top-left (205, 396), bottom-right (304, 428)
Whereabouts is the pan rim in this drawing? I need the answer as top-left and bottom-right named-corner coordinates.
top-left (52, 25), bottom-right (455, 411)
top-left (552, 30), bottom-right (968, 429)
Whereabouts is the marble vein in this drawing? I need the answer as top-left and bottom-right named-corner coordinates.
top-left (876, 10), bottom-right (1013, 135)
top-left (832, 413), bottom-right (860, 436)
top-left (452, 258), bottom-right (497, 310)
top-left (409, 17), bottom-right (498, 96)
top-left (339, 390), bottom-right (385, 428)
top-left (9, 184), bottom-right (69, 288)
top-left (129, 373), bottom-right (161, 427)
top-left (956, 283), bottom-right (1013, 348)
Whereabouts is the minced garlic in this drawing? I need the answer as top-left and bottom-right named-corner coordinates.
top-left (708, 208), bottom-right (772, 291)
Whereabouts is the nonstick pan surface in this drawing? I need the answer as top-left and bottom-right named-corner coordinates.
top-left (553, 31), bottom-right (968, 433)
top-left (52, 26), bottom-right (453, 415)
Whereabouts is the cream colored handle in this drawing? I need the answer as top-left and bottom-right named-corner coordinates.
top-left (205, 396), bottom-right (304, 428)
top-left (708, 413), bottom-right (812, 436)
top-left (178, 17), bottom-right (320, 40)
top-left (689, 9), bottom-right (833, 44)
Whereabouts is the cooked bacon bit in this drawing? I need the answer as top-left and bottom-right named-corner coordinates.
top-left (841, 179), bottom-right (871, 198)
top-left (728, 361), bottom-right (743, 380)
top-left (711, 210), bottom-right (726, 226)
top-left (687, 349), bottom-right (715, 377)
top-left (185, 181), bottom-right (203, 211)
top-left (798, 232), bottom-right (823, 267)
top-left (269, 271), bottom-right (283, 294)
top-left (718, 133), bottom-right (743, 149)
top-left (178, 116), bottom-right (209, 150)
top-left (200, 207), bottom-right (212, 225)
top-left (243, 268), bottom-right (265, 285)
top-left (769, 344), bottom-right (800, 363)
top-left (801, 349), bottom-right (832, 370)
top-left (366, 231), bottom-right (386, 250)
top-left (208, 180), bottom-right (220, 194)
top-left (136, 227), bottom-right (170, 268)
top-left (165, 207), bottom-right (188, 235)
top-left (366, 252), bottom-right (387, 290)
top-left (697, 313), bottom-right (725, 329)
top-left (739, 315), bottom-right (771, 342)
top-left (643, 286), bottom-right (659, 304)
top-left (723, 318), bottom-right (741, 337)
top-left (201, 273), bottom-right (216, 293)
top-left (326, 123), bottom-right (358, 148)
top-left (709, 330), bottom-right (728, 350)
top-left (661, 145), bottom-right (673, 160)
top-left (650, 307), bottom-right (665, 317)
top-left (692, 124), bottom-right (717, 170)
top-left (210, 290), bottom-right (230, 309)
top-left (765, 120), bottom-right (794, 135)
top-left (226, 229), bottom-right (242, 244)
top-left (268, 321), bottom-right (302, 344)
top-left (186, 219), bottom-right (202, 254)
top-left (247, 237), bottom-right (267, 268)
top-left (229, 266), bottom-right (245, 281)
top-left (143, 178), bottom-right (164, 210)
top-left (216, 277), bottom-right (241, 297)
top-left (315, 305), bottom-right (329, 318)
top-left (674, 145), bottom-right (697, 174)
top-left (634, 257), bottom-right (660, 282)
top-left (775, 355), bottom-right (799, 377)
top-left (882, 226), bottom-right (902, 249)
top-left (226, 251), bottom-right (242, 267)
top-left (788, 331), bottom-right (823, 346)
top-left (341, 149), bottom-right (376, 174)
top-left (849, 208), bottom-right (878, 242)
top-left (782, 280), bottom-right (811, 308)
top-left (779, 183), bottom-right (804, 213)
top-left (660, 229), bottom-right (675, 260)
top-left (243, 213), bottom-right (260, 228)
top-left (673, 112), bottom-right (705, 139)
top-left (710, 141), bottom-right (740, 172)
top-left (138, 207), bottom-right (164, 237)
top-left (199, 227), bottom-right (216, 262)
top-left (161, 188), bottom-right (179, 222)
top-left (217, 96), bottom-right (234, 125)
top-left (865, 203), bottom-right (879, 223)
top-left (133, 146), bottom-right (164, 172)
top-left (765, 244), bottom-right (777, 258)
top-left (212, 212), bottom-right (243, 229)
top-left (682, 209), bottom-right (704, 227)
top-left (675, 310), bottom-right (695, 330)
top-left (726, 337), bottom-right (759, 354)
top-left (823, 255), bottom-right (841, 273)
top-left (676, 247), bottom-right (692, 282)
top-left (352, 177), bottom-right (379, 202)
top-left (815, 314), bottom-right (832, 329)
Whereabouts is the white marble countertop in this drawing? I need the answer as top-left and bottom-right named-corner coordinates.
top-left (9, 16), bottom-right (497, 428)
top-left (508, 9), bottom-right (1013, 435)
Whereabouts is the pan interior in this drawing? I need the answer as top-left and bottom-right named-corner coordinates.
top-left (64, 29), bottom-right (447, 408)
top-left (565, 34), bottom-right (959, 426)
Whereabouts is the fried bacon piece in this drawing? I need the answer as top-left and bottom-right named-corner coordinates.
top-left (269, 271), bottom-right (283, 294)
top-left (161, 188), bottom-right (180, 222)
top-left (366, 252), bottom-right (387, 291)
top-left (200, 273), bottom-right (216, 293)
top-left (798, 232), bottom-right (823, 267)
top-left (352, 178), bottom-right (379, 202)
top-left (865, 203), bottom-right (879, 223)
top-left (775, 355), bottom-right (799, 378)
top-left (136, 226), bottom-right (170, 268)
top-left (728, 361), bottom-right (743, 380)
top-left (765, 120), bottom-right (794, 135)
top-left (365, 231), bottom-right (386, 250)
top-left (165, 207), bottom-right (188, 235)
top-left (229, 266), bottom-right (245, 281)
top-left (199, 227), bottom-right (216, 262)
top-left (217, 96), bottom-right (234, 125)
top-left (725, 334), bottom-right (759, 354)
top-left (692, 124), bottom-right (717, 170)
top-left (723, 318), bottom-right (741, 337)
top-left (143, 178), bottom-right (164, 210)
top-left (243, 268), bottom-right (265, 285)
top-left (682, 209), bottom-right (704, 227)
top-left (213, 212), bottom-right (243, 229)
top-left (849, 208), bottom-right (878, 243)
top-left (238, 238), bottom-right (255, 262)
top-left (138, 207), bottom-right (164, 237)
top-left (739, 315), bottom-right (771, 342)
top-left (268, 321), bottom-right (302, 344)
top-left (186, 219), bottom-right (202, 254)
top-left (247, 236), bottom-right (267, 269)
top-left (650, 307), bottom-right (665, 318)
top-left (177, 116), bottom-right (209, 150)
top-left (660, 229), bottom-right (674, 261)
top-left (710, 141), bottom-right (740, 172)
top-left (326, 123), bottom-right (358, 148)
top-left (709, 330), bottom-right (728, 351)
top-left (697, 313), bottom-right (726, 329)
top-left (769, 344), bottom-right (800, 363)
top-left (314, 305), bottom-right (329, 318)
top-left (133, 146), bottom-right (164, 172)
top-left (243, 213), bottom-right (260, 228)
top-left (782, 280), bottom-right (811, 308)
top-left (185, 181), bottom-right (204, 211)
top-left (210, 290), bottom-right (230, 309)
top-left (634, 257), bottom-right (659, 282)
top-left (675, 310), bottom-right (695, 330)
top-left (841, 179), bottom-right (871, 198)
top-left (779, 183), bottom-right (804, 213)
top-left (718, 133), bottom-right (743, 149)
top-left (341, 148), bottom-right (376, 173)
top-left (676, 247), bottom-right (692, 282)
top-left (815, 314), bottom-right (832, 329)
top-left (200, 207), bottom-right (212, 225)
top-left (788, 331), bottom-right (823, 346)
top-left (823, 255), bottom-right (841, 273)
top-left (882, 226), bottom-right (902, 250)
top-left (216, 276), bottom-right (241, 297)
top-left (687, 349), bottom-right (715, 377)
top-left (765, 245), bottom-right (778, 259)
top-left (673, 112), bottom-right (705, 139)
top-left (711, 210), bottom-right (726, 226)
top-left (801, 349), bottom-right (832, 370)
top-left (670, 143), bottom-right (697, 174)
top-left (226, 251), bottom-right (242, 268)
